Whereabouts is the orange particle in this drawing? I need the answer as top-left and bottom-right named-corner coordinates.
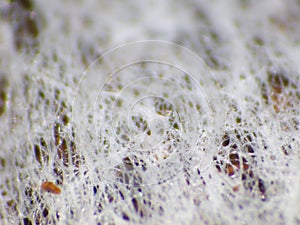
top-left (232, 185), bottom-right (240, 192)
top-left (41, 181), bottom-right (61, 194)
top-left (226, 163), bottom-right (235, 177)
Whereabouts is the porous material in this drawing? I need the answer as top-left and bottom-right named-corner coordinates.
top-left (0, 0), bottom-right (300, 224)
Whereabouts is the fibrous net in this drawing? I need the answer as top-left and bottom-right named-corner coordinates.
top-left (0, 0), bottom-right (300, 225)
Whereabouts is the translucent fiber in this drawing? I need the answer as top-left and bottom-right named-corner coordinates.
top-left (0, 0), bottom-right (300, 225)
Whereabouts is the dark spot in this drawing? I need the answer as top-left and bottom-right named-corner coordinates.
top-left (108, 194), bottom-right (114, 203)
top-left (119, 191), bottom-right (124, 200)
top-left (24, 186), bottom-right (33, 198)
top-left (258, 178), bottom-right (266, 199)
top-left (229, 153), bottom-right (240, 169)
top-left (0, 157), bottom-right (5, 171)
top-left (122, 212), bottom-right (130, 221)
top-left (70, 209), bottom-right (74, 219)
top-left (132, 198), bottom-right (139, 213)
top-left (57, 138), bottom-right (68, 167)
top-left (53, 167), bottom-right (63, 185)
top-left (5, 0), bottom-right (43, 53)
top-left (267, 70), bottom-right (289, 93)
top-left (23, 217), bottom-right (32, 225)
top-left (62, 114), bottom-right (70, 126)
top-left (56, 211), bottom-right (60, 220)
top-left (226, 163), bottom-right (235, 176)
top-left (159, 206), bottom-right (164, 215)
top-left (34, 145), bottom-right (42, 165)
top-left (93, 186), bottom-right (97, 195)
top-left (42, 208), bottom-right (49, 217)
top-left (242, 157), bottom-right (249, 170)
top-left (123, 157), bottom-right (134, 171)
top-left (282, 145), bottom-right (291, 156)
top-left (261, 83), bottom-right (269, 104)
top-left (0, 77), bottom-right (8, 116)
top-left (231, 143), bottom-right (238, 149)
top-left (17, 0), bottom-right (34, 10)
top-left (40, 137), bottom-right (47, 148)
top-left (97, 203), bottom-right (103, 213)
top-left (173, 123), bottom-right (179, 130)
top-left (249, 170), bottom-right (254, 178)
top-left (222, 133), bottom-right (230, 147)
top-left (253, 36), bottom-right (264, 46)
top-left (215, 163), bottom-right (221, 173)
top-left (247, 144), bottom-right (255, 154)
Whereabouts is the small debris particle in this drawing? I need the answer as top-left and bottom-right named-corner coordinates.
top-left (232, 185), bottom-right (240, 192)
top-left (41, 181), bottom-right (61, 194)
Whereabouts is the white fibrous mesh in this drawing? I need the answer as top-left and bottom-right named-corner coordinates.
top-left (0, 0), bottom-right (300, 225)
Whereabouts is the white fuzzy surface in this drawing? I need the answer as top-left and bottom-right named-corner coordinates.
top-left (0, 1), bottom-right (300, 224)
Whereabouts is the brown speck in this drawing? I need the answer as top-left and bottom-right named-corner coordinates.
top-left (233, 185), bottom-right (240, 192)
top-left (0, 77), bottom-right (8, 116)
top-left (242, 157), bottom-right (249, 171)
top-left (226, 163), bottom-right (235, 176)
top-left (229, 153), bottom-right (240, 169)
top-left (41, 181), bottom-right (61, 194)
